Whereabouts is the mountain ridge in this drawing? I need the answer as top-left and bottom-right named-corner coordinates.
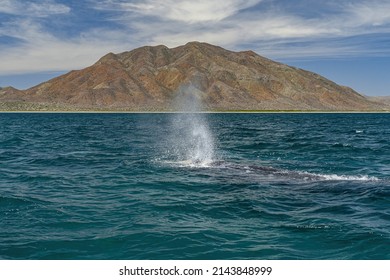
top-left (0, 41), bottom-right (387, 111)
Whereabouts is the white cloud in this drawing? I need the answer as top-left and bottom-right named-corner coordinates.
top-left (132, 1), bottom-right (390, 55)
top-left (0, 20), bottom-right (131, 75)
top-left (346, 0), bottom-right (390, 27)
top-left (126, 10), bottom-right (342, 51)
top-left (102, 0), bottom-right (262, 23)
top-left (102, 0), bottom-right (366, 50)
top-left (0, 0), bottom-right (70, 17)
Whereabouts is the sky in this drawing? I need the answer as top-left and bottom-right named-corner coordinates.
top-left (0, 0), bottom-right (389, 96)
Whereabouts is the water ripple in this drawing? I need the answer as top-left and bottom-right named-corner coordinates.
top-left (0, 113), bottom-right (389, 259)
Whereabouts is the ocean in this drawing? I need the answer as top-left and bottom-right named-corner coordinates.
top-left (0, 113), bottom-right (389, 259)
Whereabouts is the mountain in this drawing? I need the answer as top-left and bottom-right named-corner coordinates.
top-left (0, 86), bottom-right (23, 100)
top-left (368, 96), bottom-right (390, 107)
top-left (0, 42), bottom-right (387, 111)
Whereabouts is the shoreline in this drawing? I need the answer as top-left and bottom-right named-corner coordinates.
top-left (0, 110), bottom-right (389, 114)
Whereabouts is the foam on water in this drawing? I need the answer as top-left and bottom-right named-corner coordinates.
top-left (295, 171), bottom-right (380, 181)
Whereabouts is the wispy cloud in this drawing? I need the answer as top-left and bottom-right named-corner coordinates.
top-left (102, 0), bottom-right (390, 46)
top-left (115, 0), bottom-right (262, 23)
top-left (0, 0), bottom-right (70, 17)
top-left (107, 0), bottom-right (390, 55)
top-left (0, 1), bottom-right (131, 75)
top-left (346, 1), bottom-right (390, 27)
top-left (0, 18), bottom-right (130, 74)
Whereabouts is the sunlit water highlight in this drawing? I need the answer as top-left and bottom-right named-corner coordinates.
top-left (0, 113), bottom-right (389, 259)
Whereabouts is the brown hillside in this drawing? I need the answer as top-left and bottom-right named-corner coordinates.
top-left (0, 42), bottom-right (386, 111)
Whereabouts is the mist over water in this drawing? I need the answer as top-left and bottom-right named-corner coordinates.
top-left (165, 84), bottom-right (216, 167)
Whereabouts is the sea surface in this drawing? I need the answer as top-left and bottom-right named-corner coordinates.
top-left (0, 113), bottom-right (389, 259)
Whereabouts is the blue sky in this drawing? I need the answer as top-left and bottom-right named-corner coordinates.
top-left (0, 0), bottom-right (389, 96)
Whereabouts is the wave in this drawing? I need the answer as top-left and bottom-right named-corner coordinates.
top-left (168, 159), bottom-right (216, 168)
top-left (293, 171), bottom-right (379, 182)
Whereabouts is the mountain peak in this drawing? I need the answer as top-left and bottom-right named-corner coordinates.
top-left (183, 41), bottom-right (213, 49)
top-left (95, 52), bottom-right (118, 65)
top-left (0, 86), bottom-right (21, 93)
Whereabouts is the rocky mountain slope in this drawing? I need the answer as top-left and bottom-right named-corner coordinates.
top-left (0, 42), bottom-right (387, 111)
top-left (368, 96), bottom-right (390, 107)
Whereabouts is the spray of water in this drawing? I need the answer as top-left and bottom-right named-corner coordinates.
top-left (165, 83), bottom-right (216, 167)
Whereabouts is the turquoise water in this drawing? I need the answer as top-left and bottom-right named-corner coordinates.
top-left (0, 113), bottom-right (389, 259)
